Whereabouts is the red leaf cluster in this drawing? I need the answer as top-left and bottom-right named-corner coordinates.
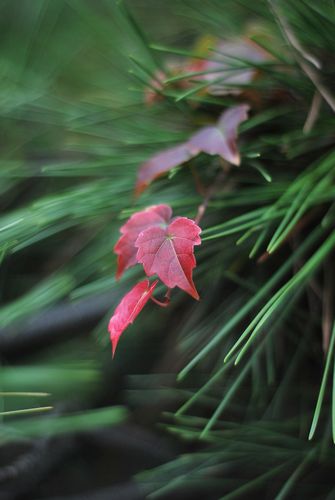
top-left (108, 37), bottom-right (262, 356)
top-left (109, 205), bottom-right (201, 355)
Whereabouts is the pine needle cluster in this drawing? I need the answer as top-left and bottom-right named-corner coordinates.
top-left (0, 1), bottom-right (334, 498)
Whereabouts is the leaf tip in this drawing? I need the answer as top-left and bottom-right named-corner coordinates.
top-left (111, 343), bottom-right (117, 359)
top-left (109, 320), bottom-right (121, 358)
top-left (134, 181), bottom-right (147, 197)
top-left (189, 287), bottom-right (200, 300)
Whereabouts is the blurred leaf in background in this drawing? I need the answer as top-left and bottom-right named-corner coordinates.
top-left (0, 0), bottom-right (334, 499)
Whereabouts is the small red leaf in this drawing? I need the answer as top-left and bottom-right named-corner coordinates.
top-left (114, 204), bottom-right (172, 279)
top-left (188, 104), bottom-right (249, 166)
top-left (108, 279), bottom-right (158, 357)
top-left (136, 144), bottom-right (194, 195)
top-left (135, 217), bottom-right (201, 299)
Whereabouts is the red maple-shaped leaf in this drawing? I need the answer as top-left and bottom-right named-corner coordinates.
top-left (136, 104), bottom-right (249, 193)
top-left (108, 279), bottom-right (158, 356)
top-left (188, 104), bottom-right (250, 166)
top-left (114, 204), bottom-right (172, 279)
top-left (135, 217), bottom-right (201, 300)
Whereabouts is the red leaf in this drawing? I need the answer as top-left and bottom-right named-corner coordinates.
top-left (135, 144), bottom-right (194, 195)
top-left (114, 204), bottom-right (172, 279)
top-left (188, 104), bottom-right (249, 166)
top-left (135, 217), bottom-right (201, 299)
top-left (108, 279), bottom-right (158, 357)
top-left (136, 105), bottom-right (249, 193)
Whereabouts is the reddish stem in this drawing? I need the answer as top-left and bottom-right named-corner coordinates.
top-left (190, 165), bottom-right (207, 196)
top-left (150, 288), bottom-right (171, 308)
top-left (195, 169), bottom-right (228, 224)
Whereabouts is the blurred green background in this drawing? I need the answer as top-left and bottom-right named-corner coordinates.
top-left (0, 0), bottom-right (335, 498)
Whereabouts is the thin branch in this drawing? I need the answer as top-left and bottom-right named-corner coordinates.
top-left (299, 61), bottom-right (335, 113)
top-left (151, 288), bottom-right (171, 308)
top-left (270, 1), bottom-right (335, 113)
top-left (303, 91), bottom-right (322, 133)
top-left (195, 169), bottom-right (228, 224)
top-left (322, 258), bottom-right (334, 354)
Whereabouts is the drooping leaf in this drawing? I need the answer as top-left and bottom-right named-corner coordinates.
top-left (136, 105), bottom-right (249, 193)
top-left (135, 145), bottom-right (194, 195)
top-left (114, 204), bottom-right (172, 278)
top-left (188, 104), bottom-right (250, 165)
top-left (108, 279), bottom-right (158, 356)
top-left (135, 217), bottom-right (201, 299)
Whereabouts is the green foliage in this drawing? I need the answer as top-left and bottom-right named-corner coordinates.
top-left (0, 0), bottom-right (334, 497)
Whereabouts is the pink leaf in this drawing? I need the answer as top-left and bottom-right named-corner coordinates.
top-left (135, 105), bottom-right (249, 193)
top-left (136, 144), bottom-right (194, 195)
top-left (187, 104), bottom-right (249, 165)
top-left (135, 217), bottom-right (201, 300)
top-left (114, 204), bottom-right (172, 279)
top-left (108, 279), bottom-right (158, 357)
